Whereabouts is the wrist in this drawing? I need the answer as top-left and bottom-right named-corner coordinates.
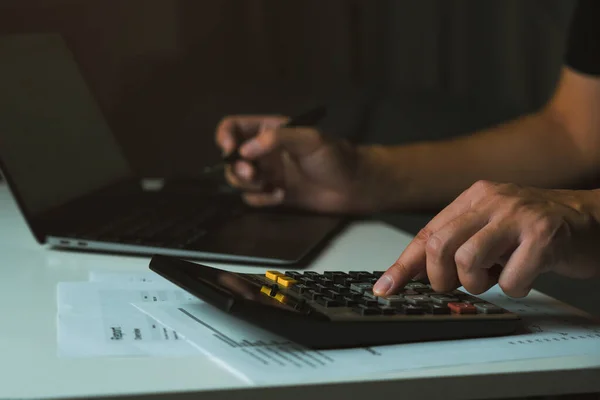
top-left (347, 144), bottom-right (407, 213)
top-left (588, 189), bottom-right (600, 222)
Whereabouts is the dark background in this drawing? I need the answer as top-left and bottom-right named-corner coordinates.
top-left (1, 0), bottom-right (598, 316)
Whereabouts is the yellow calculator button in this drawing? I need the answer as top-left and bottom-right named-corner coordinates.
top-left (265, 270), bottom-right (283, 281)
top-left (260, 285), bottom-right (272, 296)
top-left (276, 276), bottom-right (297, 288)
top-left (274, 293), bottom-right (287, 303)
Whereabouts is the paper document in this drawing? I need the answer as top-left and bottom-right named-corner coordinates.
top-left (58, 271), bottom-right (600, 385)
top-left (88, 270), bottom-right (173, 285)
top-left (57, 281), bottom-right (201, 357)
top-left (134, 285), bottom-right (600, 384)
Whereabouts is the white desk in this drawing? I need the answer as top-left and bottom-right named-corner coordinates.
top-left (0, 183), bottom-right (598, 400)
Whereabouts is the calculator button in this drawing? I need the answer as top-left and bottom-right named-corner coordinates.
top-left (348, 271), bottom-right (371, 278)
top-left (285, 271), bottom-right (302, 278)
top-left (314, 284), bottom-right (329, 293)
top-left (299, 277), bottom-right (317, 286)
top-left (342, 296), bottom-right (358, 307)
top-left (416, 287), bottom-right (435, 294)
top-left (350, 283), bottom-right (373, 293)
top-left (427, 304), bottom-right (450, 314)
top-left (378, 305), bottom-right (398, 315)
top-left (451, 290), bottom-right (470, 298)
top-left (405, 282), bottom-right (429, 290)
top-left (474, 303), bottom-right (503, 314)
top-left (326, 290), bottom-right (344, 301)
top-left (400, 289), bottom-right (419, 295)
top-left (363, 290), bottom-right (378, 300)
top-left (319, 277), bottom-right (335, 287)
top-left (274, 292), bottom-right (287, 303)
top-left (324, 271), bottom-right (347, 281)
top-left (430, 294), bottom-right (459, 305)
top-left (401, 304), bottom-right (425, 315)
top-left (342, 277), bottom-right (359, 286)
top-left (405, 295), bottom-right (430, 305)
top-left (332, 284), bottom-right (350, 294)
top-left (346, 292), bottom-right (363, 301)
top-left (317, 297), bottom-right (341, 308)
top-left (265, 270), bottom-right (284, 282)
top-left (461, 296), bottom-right (480, 304)
top-left (448, 302), bottom-right (477, 314)
top-left (276, 276), bottom-right (297, 288)
top-left (359, 298), bottom-right (378, 307)
top-left (260, 285), bottom-right (273, 296)
top-left (290, 284), bottom-right (309, 294)
top-left (303, 290), bottom-right (322, 301)
top-left (377, 295), bottom-right (405, 307)
top-left (352, 304), bottom-right (380, 316)
top-left (303, 271), bottom-right (319, 277)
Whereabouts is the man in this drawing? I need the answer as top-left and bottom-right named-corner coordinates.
top-left (214, 0), bottom-right (600, 298)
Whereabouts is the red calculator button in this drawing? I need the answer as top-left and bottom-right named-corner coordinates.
top-left (448, 302), bottom-right (477, 314)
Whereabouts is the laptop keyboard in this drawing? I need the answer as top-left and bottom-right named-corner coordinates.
top-left (72, 195), bottom-right (244, 249)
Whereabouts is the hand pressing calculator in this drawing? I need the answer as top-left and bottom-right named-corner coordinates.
top-left (149, 255), bottom-right (521, 349)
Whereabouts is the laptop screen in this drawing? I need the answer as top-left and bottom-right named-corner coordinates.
top-left (0, 34), bottom-right (133, 216)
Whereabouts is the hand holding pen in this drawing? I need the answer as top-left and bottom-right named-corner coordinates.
top-left (206, 106), bottom-right (327, 174)
top-left (210, 106), bottom-right (365, 213)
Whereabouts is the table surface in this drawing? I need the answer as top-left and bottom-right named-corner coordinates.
top-left (0, 183), bottom-right (599, 400)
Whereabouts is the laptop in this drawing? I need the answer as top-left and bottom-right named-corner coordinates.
top-left (0, 34), bottom-right (345, 265)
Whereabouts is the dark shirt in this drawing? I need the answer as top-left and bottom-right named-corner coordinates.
top-left (565, 0), bottom-right (600, 76)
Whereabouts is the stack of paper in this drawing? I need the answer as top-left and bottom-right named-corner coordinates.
top-left (57, 271), bottom-right (600, 384)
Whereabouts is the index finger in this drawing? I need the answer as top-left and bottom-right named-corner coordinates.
top-left (215, 116), bottom-right (288, 155)
top-left (373, 187), bottom-right (478, 296)
top-left (372, 230), bottom-right (429, 296)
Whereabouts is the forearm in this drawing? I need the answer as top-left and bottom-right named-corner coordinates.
top-left (588, 189), bottom-right (600, 226)
top-left (358, 110), bottom-right (596, 212)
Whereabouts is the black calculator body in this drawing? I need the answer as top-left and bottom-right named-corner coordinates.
top-left (149, 255), bottom-right (521, 349)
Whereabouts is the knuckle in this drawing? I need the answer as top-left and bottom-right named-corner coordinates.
top-left (470, 180), bottom-right (497, 196)
top-left (425, 235), bottom-right (445, 261)
top-left (415, 227), bottom-right (434, 244)
top-left (260, 129), bottom-right (277, 148)
top-left (497, 197), bottom-right (524, 218)
top-left (529, 215), bottom-right (559, 242)
top-left (454, 244), bottom-right (477, 272)
top-left (390, 261), bottom-right (409, 276)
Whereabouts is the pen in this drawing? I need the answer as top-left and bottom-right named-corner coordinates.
top-left (203, 106), bottom-right (327, 175)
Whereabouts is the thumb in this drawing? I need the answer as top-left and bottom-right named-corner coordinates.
top-left (239, 127), bottom-right (324, 160)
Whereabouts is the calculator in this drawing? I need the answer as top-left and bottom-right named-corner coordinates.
top-left (149, 255), bottom-right (521, 349)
